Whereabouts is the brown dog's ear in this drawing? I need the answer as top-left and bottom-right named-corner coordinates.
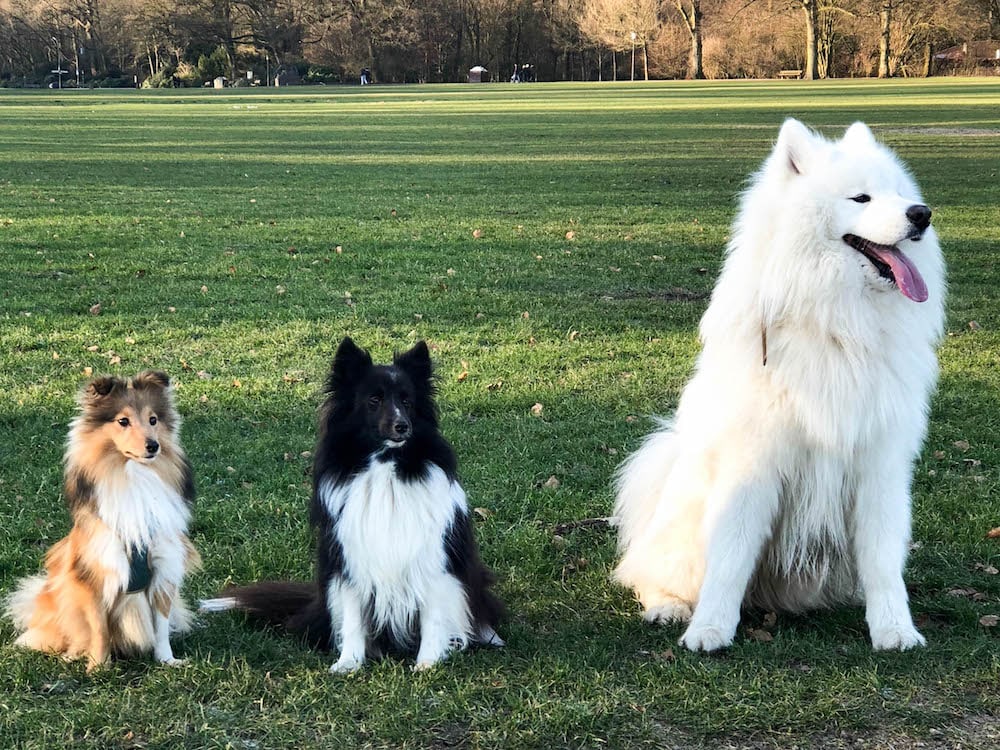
top-left (133, 370), bottom-right (171, 390)
top-left (88, 376), bottom-right (121, 398)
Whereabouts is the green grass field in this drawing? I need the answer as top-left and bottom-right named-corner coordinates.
top-left (0, 79), bottom-right (998, 749)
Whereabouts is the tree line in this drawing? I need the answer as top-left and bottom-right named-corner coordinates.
top-left (1, 0), bottom-right (998, 87)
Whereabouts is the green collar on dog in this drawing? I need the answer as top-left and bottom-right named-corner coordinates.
top-left (126, 545), bottom-right (152, 593)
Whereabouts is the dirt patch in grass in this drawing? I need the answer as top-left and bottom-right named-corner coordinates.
top-left (887, 127), bottom-right (1000, 138)
top-left (604, 288), bottom-right (711, 303)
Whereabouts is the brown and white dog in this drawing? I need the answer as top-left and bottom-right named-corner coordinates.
top-left (5, 371), bottom-right (200, 670)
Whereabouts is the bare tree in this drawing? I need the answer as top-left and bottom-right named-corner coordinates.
top-left (578, 0), bottom-right (659, 79)
top-left (670, 0), bottom-right (704, 79)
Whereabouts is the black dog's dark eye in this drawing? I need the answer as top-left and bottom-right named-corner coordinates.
top-left (850, 194), bottom-right (871, 203)
top-left (149, 415), bottom-right (158, 426)
top-left (368, 395), bottom-right (382, 408)
top-left (401, 396), bottom-right (411, 407)
top-left (117, 417), bottom-right (130, 428)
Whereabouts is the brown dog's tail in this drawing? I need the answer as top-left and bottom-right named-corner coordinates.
top-left (200, 581), bottom-right (332, 650)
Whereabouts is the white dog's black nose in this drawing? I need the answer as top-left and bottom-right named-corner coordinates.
top-left (146, 439), bottom-right (159, 454)
top-left (906, 204), bottom-right (931, 232)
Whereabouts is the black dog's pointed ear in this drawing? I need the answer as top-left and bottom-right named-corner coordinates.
top-left (394, 340), bottom-right (432, 384)
top-left (328, 337), bottom-right (372, 391)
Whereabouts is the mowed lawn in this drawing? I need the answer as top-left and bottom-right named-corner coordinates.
top-left (0, 79), bottom-right (998, 749)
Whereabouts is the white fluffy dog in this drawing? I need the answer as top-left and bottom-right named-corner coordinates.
top-left (613, 119), bottom-right (945, 652)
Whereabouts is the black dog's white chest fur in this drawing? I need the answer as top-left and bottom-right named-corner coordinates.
top-left (319, 456), bottom-right (469, 639)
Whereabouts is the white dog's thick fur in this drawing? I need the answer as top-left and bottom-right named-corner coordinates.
top-left (614, 119), bottom-right (945, 652)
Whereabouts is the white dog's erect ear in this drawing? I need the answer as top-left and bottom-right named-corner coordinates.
top-left (774, 118), bottom-right (816, 177)
top-left (841, 121), bottom-right (877, 148)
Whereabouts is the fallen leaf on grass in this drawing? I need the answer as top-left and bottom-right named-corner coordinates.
top-left (746, 628), bottom-right (773, 643)
top-left (89, 303), bottom-right (102, 316)
top-left (456, 371), bottom-right (468, 382)
top-left (565, 231), bottom-right (576, 240)
top-left (472, 229), bottom-right (482, 239)
top-left (83, 367), bottom-right (93, 377)
top-left (968, 320), bottom-right (981, 330)
top-left (979, 615), bottom-right (998, 628)
top-left (473, 507), bottom-right (493, 520)
top-left (953, 440), bottom-right (970, 452)
top-left (530, 403), bottom-right (543, 417)
top-left (543, 475), bottom-right (561, 490)
top-left (987, 527), bottom-right (1000, 539)
top-left (487, 380), bottom-right (503, 392)
top-left (974, 562), bottom-right (999, 575)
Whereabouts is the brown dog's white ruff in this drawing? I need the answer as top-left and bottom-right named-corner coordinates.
top-left (5, 371), bottom-right (200, 670)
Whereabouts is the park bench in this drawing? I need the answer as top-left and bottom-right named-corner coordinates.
top-left (776, 69), bottom-right (802, 79)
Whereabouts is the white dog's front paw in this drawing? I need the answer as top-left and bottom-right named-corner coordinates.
top-left (870, 624), bottom-right (926, 651)
top-left (160, 657), bottom-right (189, 667)
top-left (643, 598), bottom-right (693, 625)
top-left (330, 656), bottom-right (364, 674)
top-left (680, 622), bottom-right (735, 652)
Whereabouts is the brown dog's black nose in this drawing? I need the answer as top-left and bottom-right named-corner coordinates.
top-left (906, 204), bottom-right (931, 232)
top-left (146, 439), bottom-right (159, 454)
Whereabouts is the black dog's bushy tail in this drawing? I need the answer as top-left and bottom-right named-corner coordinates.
top-left (199, 582), bottom-right (332, 650)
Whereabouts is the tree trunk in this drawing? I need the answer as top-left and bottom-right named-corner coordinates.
top-left (802, 0), bottom-right (819, 80)
top-left (685, 0), bottom-right (704, 79)
top-left (878, 1), bottom-right (892, 77)
top-left (643, 41), bottom-right (648, 81)
top-left (922, 41), bottom-right (934, 77)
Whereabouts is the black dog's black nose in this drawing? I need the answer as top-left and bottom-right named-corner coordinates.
top-left (906, 204), bottom-right (931, 231)
top-left (392, 421), bottom-right (411, 438)
top-left (146, 439), bottom-right (159, 454)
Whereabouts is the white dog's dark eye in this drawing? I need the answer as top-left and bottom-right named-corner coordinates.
top-left (117, 417), bottom-right (130, 428)
top-left (149, 415), bottom-right (157, 426)
top-left (850, 194), bottom-right (871, 203)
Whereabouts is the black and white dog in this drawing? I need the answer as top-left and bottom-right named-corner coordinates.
top-left (201, 338), bottom-right (503, 672)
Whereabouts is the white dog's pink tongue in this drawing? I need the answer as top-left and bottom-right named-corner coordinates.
top-left (873, 245), bottom-right (928, 302)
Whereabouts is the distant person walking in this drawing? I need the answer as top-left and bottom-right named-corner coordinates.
top-left (360, 68), bottom-right (371, 85)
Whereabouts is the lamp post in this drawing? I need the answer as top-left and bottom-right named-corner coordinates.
top-left (51, 37), bottom-right (67, 89)
top-left (630, 31), bottom-right (637, 82)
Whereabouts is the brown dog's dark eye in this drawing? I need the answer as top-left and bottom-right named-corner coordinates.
top-left (117, 417), bottom-right (130, 428)
top-left (149, 416), bottom-right (158, 426)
